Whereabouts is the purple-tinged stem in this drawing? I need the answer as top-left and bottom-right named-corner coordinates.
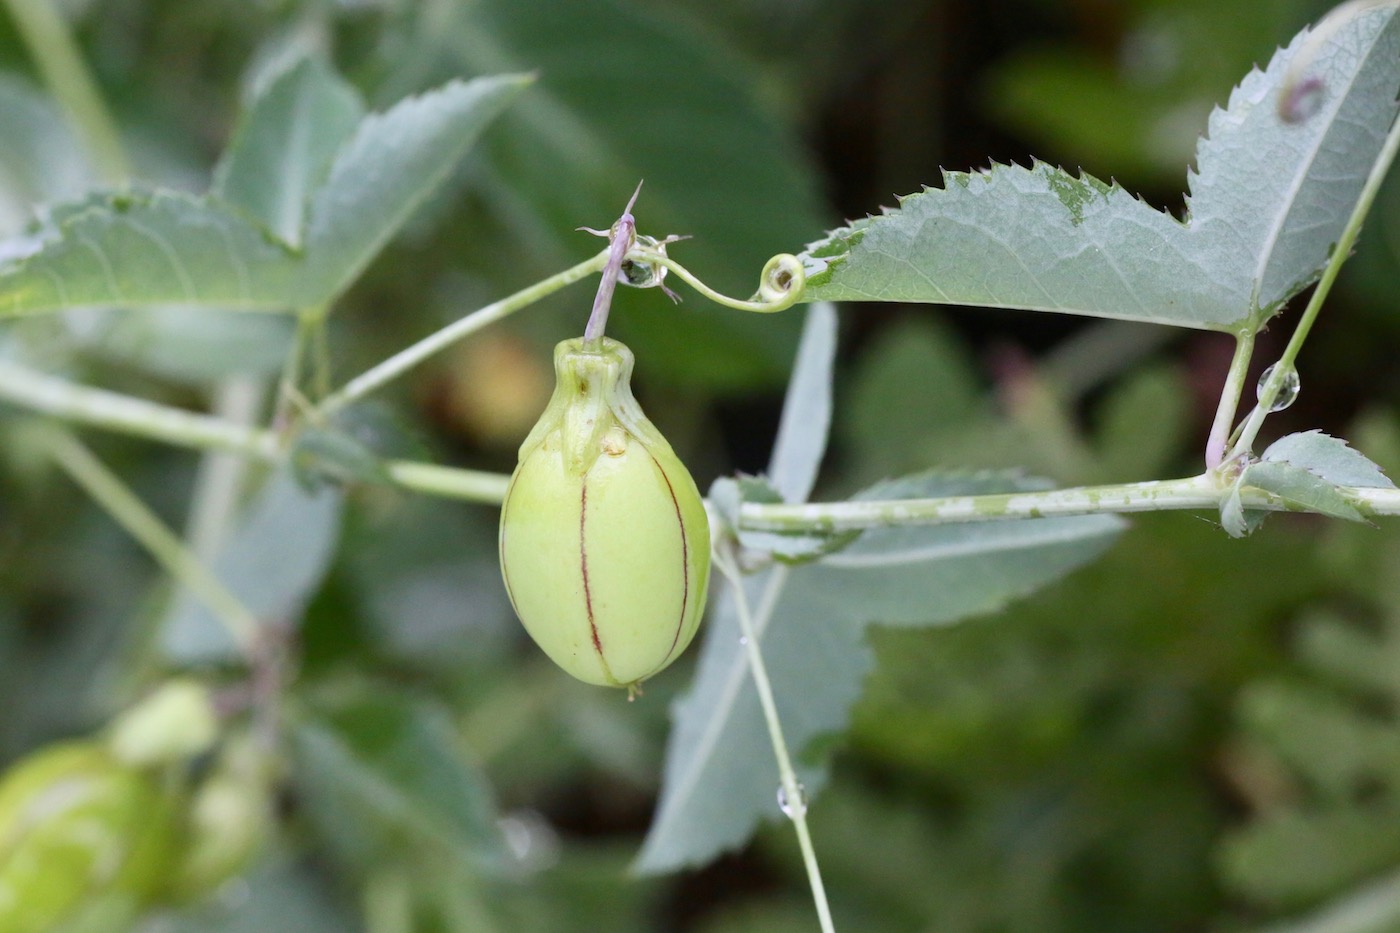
top-left (583, 181), bottom-right (643, 344)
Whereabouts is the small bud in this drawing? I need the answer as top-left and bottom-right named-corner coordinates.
top-left (499, 337), bottom-right (711, 690)
top-left (106, 679), bottom-right (218, 767)
top-left (0, 743), bottom-right (177, 931)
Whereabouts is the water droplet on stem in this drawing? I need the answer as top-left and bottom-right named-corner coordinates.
top-left (777, 781), bottom-right (807, 819)
top-left (1256, 362), bottom-right (1300, 412)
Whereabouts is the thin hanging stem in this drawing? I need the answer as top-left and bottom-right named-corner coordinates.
top-left (36, 425), bottom-right (260, 657)
top-left (319, 250), bottom-right (610, 418)
top-left (713, 542), bottom-right (836, 933)
top-left (9, 360), bottom-right (1400, 520)
top-left (2, 0), bottom-right (129, 184)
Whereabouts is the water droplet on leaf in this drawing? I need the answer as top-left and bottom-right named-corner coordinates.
top-left (738, 636), bottom-right (749, 646)
top-left (777, 781), bottom-right (807, 819)
top-left (1256, 363), bottom-right (1300, 412)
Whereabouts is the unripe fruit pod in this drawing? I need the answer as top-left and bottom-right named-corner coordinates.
top-left (499, 336), bottom-right (711, 690)
top-left (0, 742), bottom-right (177, 932)
top-left (171, 733), bottom-right (274, 900)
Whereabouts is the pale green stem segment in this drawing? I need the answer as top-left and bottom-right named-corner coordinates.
top-left (7, 360), bottom-right (1400, 523)
top-left (739, 473), bottom-right (1400, 532)
top-left (0, 359), bottom-right (508, 503)
top-left (1227, 105), bottom-right (1400, 461)
top-left (2, 0), bottom-right (129, 184)
top-left (1205, 331), bottom-right (1256, 469)
top-left (712, 544), bottom-right (836, 933)
top-left (35, 424), bottom-right (260, 657)
top-left (318, 251), bottom-right (612, 418)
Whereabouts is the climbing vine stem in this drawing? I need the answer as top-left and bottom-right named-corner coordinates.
top-left (712, 541), bottom-right (835, 933)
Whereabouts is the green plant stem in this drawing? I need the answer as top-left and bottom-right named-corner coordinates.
top-left (740, 473), bottom-right (1400, 531)
top-left (318, 250), bottom-right (611, 418)
top-left (9, 358), bottom-right (1400, 522)
top-left (1228, 105), bottom-right (1400, 460)
top-left (0, 359), bottom-right (510, 502)
top-left (713, 545), bottom-right (835, 933)
top-left (1205, 331), bottom-right (1255, 469)
top-left (37, 424), bottom-right (260, 657)
top-left (0, 359), bottom-right (278, 456)
top-left (2, 0), bottom-right (129, 185)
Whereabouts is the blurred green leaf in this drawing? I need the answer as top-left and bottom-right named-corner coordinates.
top-left (0, 75), bottom-right (92, 234)
top-left (291, 691), bottom-right (507, 875)
top-left (1093, 364), bottom-right (1191, 481)
top-left (302, 73), bottom-right (530, 306)
top-left (1238, 680), bottom-right (1400, 800)
top-left (341, 495), bottom-right (514, 669)
top-left (163, 469), bottom-right (342, 663)
top-left (67, 304), bottom-right (293, 383)
top-left (1220, 807), bottom-right (1400, 908)
top-left (0, 74), bottom-right (526, 316)
top-left (801, 9), bottom-right (1400, 331)
top-left (767, 303), bottom-right (837, 505)
top-left (0, 188), bottom-right (305, 315)
top-left (213, 56), bottom-right (366, 246)
top-left (637, 471), bottom-right (1123, 873)
top-left (147, 852), bottom-right (358, 933)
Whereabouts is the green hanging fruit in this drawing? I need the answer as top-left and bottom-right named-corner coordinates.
top-left (499, 336), bottom-right (711, 690)
top-left (0, 742), bottom-right (178, 932)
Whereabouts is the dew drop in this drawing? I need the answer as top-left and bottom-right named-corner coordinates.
top-left (777, 781), bottom-right (808, 819)
top-left (618, 234), bottom-right (669, 289)
top-left (738, 635), bottom-right (749, 646)
top-left (1256, 362), bottom-right (1300, 412)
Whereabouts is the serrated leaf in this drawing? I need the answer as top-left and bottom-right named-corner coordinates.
top-left (767, 302), bottom-right (837, 505)
top-left (163, 469), bottom-right (342, 663)
top-left (291, 693), bottom-right (506, 874)
top-left (301, 73), bottom-right (530, 305)
top-left (213, 56), bottom-right (366, 246)
top-left (1263, 430), bottom-right (1396, 489)
top-left (800, 8), bottom-right (1400, 332)
top-left (0, 74), bottom-right (525, 317)
top-left (0, 189), bottom-right (305, 315)
top-left (636, 471), bottom-right (1123, 873)
top-left (1246, 460), bottom-right (1365, 522)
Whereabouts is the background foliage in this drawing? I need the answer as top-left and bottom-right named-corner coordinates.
top-left (3, 0), bottom-right (1400, 930)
